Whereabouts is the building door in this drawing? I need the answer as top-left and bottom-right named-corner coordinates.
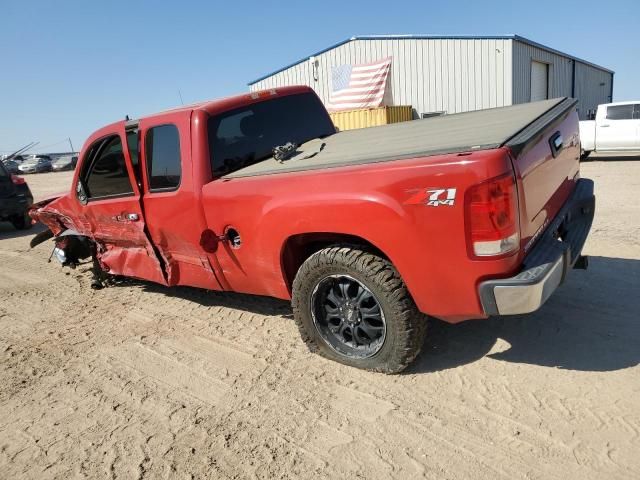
top-left (530, 61), bottom-right (549, 101)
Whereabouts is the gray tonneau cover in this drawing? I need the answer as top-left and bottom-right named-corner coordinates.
top-left (224, 97), bottom-right (575, 179)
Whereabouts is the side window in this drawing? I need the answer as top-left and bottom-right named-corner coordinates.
top-left (83, 135), bottom-right (134, 199)
top-left (606, 105), bottom-right (634, 120)
top-left (145, 124), bottom-right (181, 191)
top-left (634, 104), bottom-right (640, 120)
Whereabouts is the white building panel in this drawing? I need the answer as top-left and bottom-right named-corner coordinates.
top-left (249, 35), bottom-right (612, 121)
top-left (512, 38), bottom-right (612, 118)
top-left (574, 61), bottom-right (614, 118)
top-left (250, 37), bottom-right (513, 118)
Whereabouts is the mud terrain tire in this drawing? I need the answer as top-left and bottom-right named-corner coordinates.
top-left (292, 246), bottom-right (427, 373)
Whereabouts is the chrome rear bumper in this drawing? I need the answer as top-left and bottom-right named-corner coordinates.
top-left (479, 178), bottom-right (595, 316)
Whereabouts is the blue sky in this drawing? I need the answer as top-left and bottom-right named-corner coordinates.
top-left (1, 0), bottom-right (637, 154)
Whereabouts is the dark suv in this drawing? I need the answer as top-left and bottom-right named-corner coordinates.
top-left (0, 162), bottom-right (34, 230)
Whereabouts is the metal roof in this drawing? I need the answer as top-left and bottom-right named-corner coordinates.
top-left (247, 34), bottom-right (614, 85)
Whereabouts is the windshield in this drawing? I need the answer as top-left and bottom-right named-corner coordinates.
top-left (207, 92), bottom-right (335, 177)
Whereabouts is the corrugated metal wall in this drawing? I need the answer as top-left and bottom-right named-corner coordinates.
top-left (250, 37), bottom-right (612, 121)
top-left (250, 38), bottom-right (513, 117)
top-left (512, 40), bottom-right (573, 102)
top-left (574, 61), bottom-right (613, 118)
top-left (512, 40), bottom-right (612, 119)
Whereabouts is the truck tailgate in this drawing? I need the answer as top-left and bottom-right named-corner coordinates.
top-left (503, 98), bottom-right (581, 255)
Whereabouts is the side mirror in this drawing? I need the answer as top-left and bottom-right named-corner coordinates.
top-left (76, 180), bottom-right (88, 205)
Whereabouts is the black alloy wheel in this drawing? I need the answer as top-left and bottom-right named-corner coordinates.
top-left (292, 246), bottom-right (427, 373)
top-left (311, 274), bottom-right (387, 359)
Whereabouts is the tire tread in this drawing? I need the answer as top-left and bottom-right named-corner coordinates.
top-left (292, 245), bottom-right (427, 373)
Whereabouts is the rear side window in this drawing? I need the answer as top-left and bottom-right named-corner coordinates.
top-left (606, 105), bottom-right (634, 120)
top-left (83, 136), bottom-right (134, 199)
top-left (634, 104), bottom-right (640, 120)
top-left (145, 124), bottom-right (181, 191)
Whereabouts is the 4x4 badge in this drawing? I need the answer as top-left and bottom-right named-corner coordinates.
top-left (405, 188), bottom-right (457, 207)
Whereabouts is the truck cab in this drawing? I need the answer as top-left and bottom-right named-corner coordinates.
top-left (579, 101), bottom-right (640, 158)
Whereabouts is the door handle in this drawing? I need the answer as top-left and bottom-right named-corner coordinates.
top-left (600, 124), bottom-right (610, 127)
top-left (112, 213), bottom-right (139, 222)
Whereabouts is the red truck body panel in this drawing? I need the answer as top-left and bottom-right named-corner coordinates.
top-left (200, 148), bottom-right (520, 321)
top-left (32, 86), bottom-right (582, 323)
top-left (514, 115), bottom-right (581, 255)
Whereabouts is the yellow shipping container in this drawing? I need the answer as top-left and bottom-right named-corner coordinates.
top-left (329, 106), bottom-right (413, 131)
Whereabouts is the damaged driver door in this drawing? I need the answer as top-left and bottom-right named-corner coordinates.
top-left (75, 123), bottom-right (167, 285)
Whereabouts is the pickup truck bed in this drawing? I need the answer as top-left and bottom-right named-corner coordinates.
top-left (227, 97), bottom-right (575, 178)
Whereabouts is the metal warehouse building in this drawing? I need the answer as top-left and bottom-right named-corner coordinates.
top-left (249, 35), bottom-right (613, 120)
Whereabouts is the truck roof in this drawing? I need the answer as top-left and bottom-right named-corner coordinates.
top-left (224, 97), bottom-right (576, 178)
top-left (83, 86), bottom-right (317, 151)
top-left (140, 86), bottom-right (313, 121)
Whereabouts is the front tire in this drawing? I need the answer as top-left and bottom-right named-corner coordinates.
top-left (580, 149), bottom-right (592, 161)
top-left (292, 246), bottom-right (427, 373)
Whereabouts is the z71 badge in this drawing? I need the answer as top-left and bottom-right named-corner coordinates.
top-left (405, 188), bottom-right (457, 207)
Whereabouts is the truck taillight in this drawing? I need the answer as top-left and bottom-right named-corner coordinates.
top-left (465, 173), bottom-right (519, 258)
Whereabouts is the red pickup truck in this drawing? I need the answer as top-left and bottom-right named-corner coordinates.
top-left (30, 86), bottom-right (595, 373)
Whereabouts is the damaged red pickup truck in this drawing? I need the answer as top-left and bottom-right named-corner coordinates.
top-left (30, 86), bottom-right (595, 373)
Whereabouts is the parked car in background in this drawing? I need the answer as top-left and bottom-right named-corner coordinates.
top-left (9, 154), bottom-right (27, 164)
top-left (0, 161), bottom-right (33, 230)
top-left (2, 159), bottom-right (20, 174)
top-left (579, 101), bottom-right (640, 159)
top-left (18, 155), bottom-right (53, 174)
top-left (51, 155), bottom-right (78, 172)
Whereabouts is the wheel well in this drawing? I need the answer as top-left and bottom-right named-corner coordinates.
top-left (57, 233), bottom-right (92, 263)
top-left (281, 233), bottom-right (388, 292)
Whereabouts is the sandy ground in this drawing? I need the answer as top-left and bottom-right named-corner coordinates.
top-left (0, 160), bottom-right (639, 479)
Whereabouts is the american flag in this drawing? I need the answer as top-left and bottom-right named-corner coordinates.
top-left (327, 57), bottom-right (392, 111)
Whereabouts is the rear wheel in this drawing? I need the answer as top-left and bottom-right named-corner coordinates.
top-left (10, 212), bottom-right (32, 230)
top-left (292, 246), bottom-right (427, 373)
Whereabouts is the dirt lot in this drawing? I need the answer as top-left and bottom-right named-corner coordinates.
top-left (1, 160), bottom-right (639, 479)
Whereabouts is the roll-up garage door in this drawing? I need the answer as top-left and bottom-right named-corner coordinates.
top-left (530, 61), bottom-right (549, 101)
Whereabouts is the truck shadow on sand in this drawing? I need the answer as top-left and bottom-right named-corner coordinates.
top-left (111, 277), bottom-right (294, 319)
top-left (114, 255), bottom-right (640, 374)
top-left (585, 154), bottom-right (640, 162)
top-left (0, 222), bottom-right (47, 241)
top-left (409, 256), bottom-right (640, 374)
